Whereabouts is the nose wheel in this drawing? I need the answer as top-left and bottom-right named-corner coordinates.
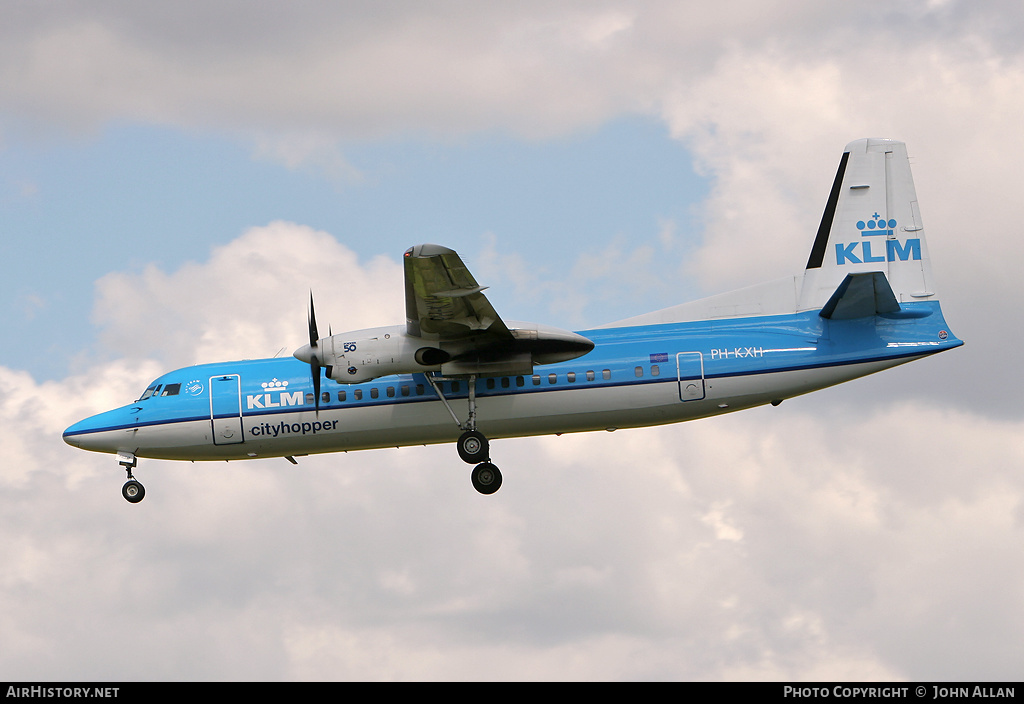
top-left (122, 479), bottom-right (146, 503)
top-left (119, 452), bottom-right (145, 503)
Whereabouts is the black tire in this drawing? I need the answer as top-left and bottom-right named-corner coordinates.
top-left (122, 479), bottom-right (146, 503)
top-left (457, 430), bottom-right (489, 464)
top-left (471, 462), bottom-right (502, 495)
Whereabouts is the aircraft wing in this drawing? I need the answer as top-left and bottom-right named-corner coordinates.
top-left (400, 244), bottom-right (593, 377)
top-left (404, 244), bottom-right (514, 342)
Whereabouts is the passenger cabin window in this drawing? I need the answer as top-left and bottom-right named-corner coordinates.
top-left (586, 371), bottom-right (595, 382)
top-left (305, 393), bottom-right (315, 404)
top-left (635, 366), bottom-right (643, 378)
top-left (651, 365), bottom-right (660, 377)
top-left (338, 390), bottom-right (347, 402)
top-left (370, 388), bottom-right (379, 399)
top-left (603, 369), bottom-right (611, 380)
top-left (532, 375), bottom-right (541, 386)
top-left (354, 389), bottom-right (363, 401)
top-left (548, 373), bottom-right (557, 384)
top-left (567, 372), bottom-right (576, 383)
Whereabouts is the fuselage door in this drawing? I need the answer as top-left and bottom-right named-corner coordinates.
top-left (676, 352), bottom-right (706, 402)
top-left (210, 374), bottom-right (244, 445)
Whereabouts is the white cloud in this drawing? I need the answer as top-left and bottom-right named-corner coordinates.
top-left (89, 221), bottom-right (403, 369)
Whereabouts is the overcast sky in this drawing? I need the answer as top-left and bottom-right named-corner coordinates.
top-left (1, 1), bottom-right (1022, 681)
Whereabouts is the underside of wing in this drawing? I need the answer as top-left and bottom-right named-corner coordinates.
top-left (404, 244), bottom-right (512, 341)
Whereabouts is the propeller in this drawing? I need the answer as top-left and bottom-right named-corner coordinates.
top-left (307, 293), bottom-right (323, 416)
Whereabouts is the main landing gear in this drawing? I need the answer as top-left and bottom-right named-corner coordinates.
top-left (429, 374), bottom-right (503, 495)
top-left (470, 461), bottom-right (502, 495)
top-left (119, 452), bottom-right (145, 503)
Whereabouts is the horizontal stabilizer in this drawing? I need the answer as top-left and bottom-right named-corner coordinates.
top-left (819, 272), bottom-right (900, 320)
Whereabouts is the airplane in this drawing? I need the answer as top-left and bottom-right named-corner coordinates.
top-left (63, 138), bottom-right (963, 502)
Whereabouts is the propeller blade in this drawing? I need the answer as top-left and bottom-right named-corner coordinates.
top-left (308, 293), bottom-right (319, 347)
top-left (311, 354), bottom-right (321, 416)
top-left (308, 293), bottom-right (322, 416)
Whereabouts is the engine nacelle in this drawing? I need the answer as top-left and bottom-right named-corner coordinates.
top-left (312, 325), bottom-right (449, 384)
top-left (294, 322), bottom-right (594, 384)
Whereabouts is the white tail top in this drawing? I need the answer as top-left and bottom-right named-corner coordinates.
top-left (797, 139), bottom-right (935, 311)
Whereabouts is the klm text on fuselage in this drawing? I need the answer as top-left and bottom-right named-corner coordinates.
top-left (247, 390), bottom-right (304, 409)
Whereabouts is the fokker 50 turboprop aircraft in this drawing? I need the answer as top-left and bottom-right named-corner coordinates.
top-left (64, 139), bottom-right (962, 502)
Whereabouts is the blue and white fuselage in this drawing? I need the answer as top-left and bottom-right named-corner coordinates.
top-left (63, 304), bottom-right (959, 459)
top-left (63, 139), bottom-right (964, 500)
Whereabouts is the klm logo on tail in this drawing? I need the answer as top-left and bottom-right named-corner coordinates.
top-left (836, 214), bottom-right (921, 265)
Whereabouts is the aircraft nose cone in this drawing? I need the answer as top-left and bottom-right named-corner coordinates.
top-left (62, 408), bottom-right (134, 454)
top-left (62, 427), bottom-right (82, 448)
top-left (62, 415), bottom-right (96, 448)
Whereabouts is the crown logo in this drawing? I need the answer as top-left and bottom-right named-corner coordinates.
top-left (857, 213), bottom-right (897, 237)
top-left (261, 378), bottom-right (289, 389)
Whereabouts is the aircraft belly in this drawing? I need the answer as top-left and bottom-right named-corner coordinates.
top-left (134, 419), bottom-right (234, 460)
top-left (480, 383), bottom-right (682, 436)
top-left (700, 354), bottom-right (924, 411)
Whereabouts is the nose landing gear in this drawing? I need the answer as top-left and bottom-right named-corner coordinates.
top-left (122, 479), bottom-right (145, 503)
top-left (118, 452), bottom-right (145, 504)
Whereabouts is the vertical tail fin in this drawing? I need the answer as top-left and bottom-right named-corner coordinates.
top-left (798, 139), bottom-right (936, 312)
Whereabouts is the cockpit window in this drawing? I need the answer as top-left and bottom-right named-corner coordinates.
top-left (139, 382), bottom-right (181, 401)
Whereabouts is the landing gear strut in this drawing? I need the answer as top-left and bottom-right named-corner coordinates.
top-left (119, 452), bottom-right (145, 504)
top-left (428, 373), bottom-right (502, 495)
